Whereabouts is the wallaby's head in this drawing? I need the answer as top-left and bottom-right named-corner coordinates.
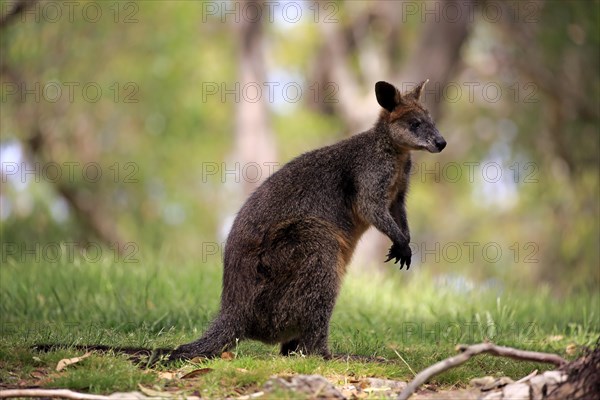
top-left (375, 80), bottom-right (446, 153)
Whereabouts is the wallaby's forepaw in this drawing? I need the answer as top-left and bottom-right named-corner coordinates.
top-left (385, 242), bottom-right (411, 269)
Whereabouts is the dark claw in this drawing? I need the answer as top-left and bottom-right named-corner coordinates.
top-left (385, 242), bottom-right (412, 270)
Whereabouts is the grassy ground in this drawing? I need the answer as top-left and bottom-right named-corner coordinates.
top-left (1, 255), bottom-right (598, 398)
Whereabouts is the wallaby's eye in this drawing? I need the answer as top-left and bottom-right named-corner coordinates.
top-left (409, 120), bottom-right (421, 130)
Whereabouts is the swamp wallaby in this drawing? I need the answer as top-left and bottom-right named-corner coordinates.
top-left (170, 80), bottom-right (446, 360)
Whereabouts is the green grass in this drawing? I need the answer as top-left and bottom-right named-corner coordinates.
top-left (1, 254), bottom-right (598, 397)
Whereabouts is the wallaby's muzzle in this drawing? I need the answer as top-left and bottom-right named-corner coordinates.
top-left (434, 136), bottom-right (447, 152)
top-left (426, 129), bottom-right (447, 153)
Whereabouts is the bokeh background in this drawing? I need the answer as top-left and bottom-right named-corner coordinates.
top-left (1, 0), bottom-right (598, 294)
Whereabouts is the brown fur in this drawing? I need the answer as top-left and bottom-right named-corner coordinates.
top-left (388, 102), bottom-right (427, 122)
top-left (334, 230), bottom-right (356, 280)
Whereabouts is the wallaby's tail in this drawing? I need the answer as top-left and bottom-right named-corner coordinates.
top-left (169, 314), bottom-right (242, 361)
top-left (33, 343), bottom-right (171, 366)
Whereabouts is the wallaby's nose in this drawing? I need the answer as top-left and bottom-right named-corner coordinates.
top-left (435, 137), bottom-right (447, 152)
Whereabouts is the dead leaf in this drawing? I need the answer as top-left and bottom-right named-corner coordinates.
top-left (181, 368), bottom-right (213, 379)
top-left (157, 371), bottom-right (175, 380)
top-left (138, 384), bottom-right (175, 397)
top-left (29, 369), bottom-right (47, 380)
top-left (55, 352), bottom-right (92, 372)
top-left (566, 343), bottom-right (577, 355)
top-left (221, 351), bottom-right (235, 360)
top-left (358, 380), bottom-right (369, 389)
top-left (237, 368), bottom-right (249, 373)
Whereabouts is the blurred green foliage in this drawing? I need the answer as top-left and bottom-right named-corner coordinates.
top-left (0, 0), bottom-right (598, 295)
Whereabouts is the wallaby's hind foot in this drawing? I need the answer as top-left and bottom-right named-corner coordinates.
top-left (299, 328), bottom-right (333, 359)
top-left (279, 323), bottom-right (332, 359)
top-left (280, 339), bottom-right (332, 359)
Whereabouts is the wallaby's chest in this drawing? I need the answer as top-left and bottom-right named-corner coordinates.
top-left (387, 153), bottom-right (411, 203)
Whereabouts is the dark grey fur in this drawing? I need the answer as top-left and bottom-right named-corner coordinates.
top-left (170, 81), bottom-right (446, 360)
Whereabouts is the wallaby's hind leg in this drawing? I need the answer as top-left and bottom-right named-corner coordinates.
top-left (260, 217), bottom-right (346, 359)
top-left (294, 289), bottom-right (336, 359)
top-left (169, 314), bottom-right (242, 361)
top-left (279, 289), bottom-right (334, 359)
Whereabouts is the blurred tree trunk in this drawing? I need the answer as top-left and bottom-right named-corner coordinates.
top-left (402, 0), bottom-right (473, 119)
top-left (313, 0), bottom-right (475, 268)
top-left (1, 3), bottom-right (127, 254)
top-left (233, 0), bottom-right (276, 196)
top-left (490, 0), bottom-right (599, 174)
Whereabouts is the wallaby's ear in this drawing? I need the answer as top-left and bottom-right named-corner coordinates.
top-left (406, 79), bottom-right (429, 101)
top-left (375, 81), bottom-right (400, 112)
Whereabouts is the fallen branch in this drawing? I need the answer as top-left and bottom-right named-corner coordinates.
top-left (0, 389), bottom-right (110, 399)
top-left (397, 342), bottom-right (567, 400)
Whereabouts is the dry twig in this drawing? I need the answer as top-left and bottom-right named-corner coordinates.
top-left (0, 389), bottom-right (111, 399)
top-left (397, 342), bottom-right (567, 400)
